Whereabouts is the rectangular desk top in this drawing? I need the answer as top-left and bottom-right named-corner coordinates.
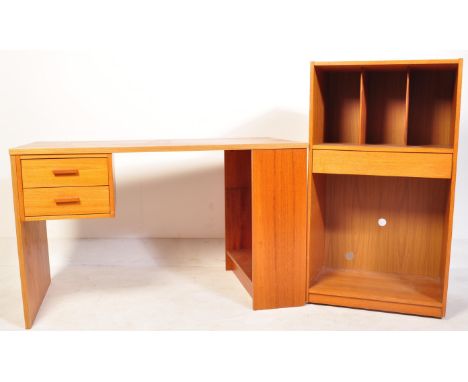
top-left (10, 137), bottom-right (308, 155)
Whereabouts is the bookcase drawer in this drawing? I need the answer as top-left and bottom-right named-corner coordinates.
top-left (21, 157), bottom-right (109, 188)
top-left (312, 150), bottom-right (452, 178)
top-left (23, 186), bottom-right (110, 218)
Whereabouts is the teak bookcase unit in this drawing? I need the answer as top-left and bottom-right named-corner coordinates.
top-left (307, 59), bottom-right (463, 317)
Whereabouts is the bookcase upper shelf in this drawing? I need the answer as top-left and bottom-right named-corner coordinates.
top-left (310, 59), bottom-right (461, 148)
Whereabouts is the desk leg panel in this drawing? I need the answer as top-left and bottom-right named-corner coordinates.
top-left (251, 149), bottom-right (307, 309)
top-left (11, 156), bottom-right (51, 329)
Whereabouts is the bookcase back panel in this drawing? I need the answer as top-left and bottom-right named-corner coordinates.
top-left (407, 69), bottom-right (457, 146)
top-left (323, 174), bottom-right (449, 278)
top-left (365, 71), bottom-right (408, 145)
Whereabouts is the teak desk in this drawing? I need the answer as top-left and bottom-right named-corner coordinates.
top-left (10, 138), bottom-right (308, 328)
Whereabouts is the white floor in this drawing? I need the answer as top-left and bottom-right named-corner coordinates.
top-left (1, 237), bottom-right (468, 330)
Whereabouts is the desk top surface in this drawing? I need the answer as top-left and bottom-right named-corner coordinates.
top-left (10, 138), bottom-right (308, 155)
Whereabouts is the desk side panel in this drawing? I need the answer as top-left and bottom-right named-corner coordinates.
top-left (11, 156), bottom-right (50, 329)
top-left (251, 148), bottom-right (308, 309)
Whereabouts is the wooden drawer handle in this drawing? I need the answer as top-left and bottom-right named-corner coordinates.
top-left (54, 197), bottom-right (81, 205)
top-left (52, 169), bottom-right (79, 176)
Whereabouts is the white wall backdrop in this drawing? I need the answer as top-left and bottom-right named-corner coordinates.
top-left (0, 48), bottom-right (466, 238)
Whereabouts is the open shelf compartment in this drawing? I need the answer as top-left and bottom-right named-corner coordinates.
top-left (224, 150), bottom-right (253, 295)
top-left (407, 69), bottom-right (457, 146)
top-left (324, 71), bottom-right (362, 144)
top-left (311, 62), bottom-right (459, 149)
top-left (307, 173), bottom-right (450, 316)
top-left (312, 69), bottom-right (362, 144)
top-left (364, 70), bottom-right (408, 145)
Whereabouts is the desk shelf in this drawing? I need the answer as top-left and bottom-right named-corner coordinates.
top-left (226, 249), bottom-right (252, 296)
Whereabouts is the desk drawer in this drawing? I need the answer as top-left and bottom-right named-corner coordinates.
top-left (21, 157), bottom-right (109, 188)
top-left (23, 186), bottom-right (110, 218)
top-left (312, 150), bottom-right (452, 179)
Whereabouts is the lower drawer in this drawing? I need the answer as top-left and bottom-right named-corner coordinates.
top-left (23, 186), bottom-right (110, 218)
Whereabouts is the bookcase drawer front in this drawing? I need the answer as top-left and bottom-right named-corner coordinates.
top-left (312, 150), bottom-right (452, 178)
top-left (22, 157), bottom-right (109, 188)
top-left (23, 186), bottom-right (110, 218)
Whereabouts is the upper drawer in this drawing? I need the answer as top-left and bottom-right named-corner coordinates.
top-left (21, 157), bottom-right (110, 188)
top-left (312, 150), bottom-right (452, 179)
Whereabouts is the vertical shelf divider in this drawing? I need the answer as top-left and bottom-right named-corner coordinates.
top-left (404, 69), bottom-right (410, 145)
top-left (359, 70), bottom-right (367, 144)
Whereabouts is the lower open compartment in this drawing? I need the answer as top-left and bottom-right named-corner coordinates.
top-left (308, 173), bottom-right (450, 317)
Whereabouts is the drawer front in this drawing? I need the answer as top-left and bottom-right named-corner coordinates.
top-left (22, 157), bottom-right (109, 188)
top-left (312, 150), bottom-right (452, 179)
top-left (23, 186), bottom-right (110, 217)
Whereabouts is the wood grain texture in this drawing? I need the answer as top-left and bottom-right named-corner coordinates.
top-left (407, 69), bottom-right (456, 146)
top-left (10, 138), bottom-right (307, 155)
top-left (312, 150), bottom-right (452, 179)
top-left (365, 71), bottom-right (408, 145)
top-left (11, 156), bottom-right (51, 329)
top-left (251, 149), bottom-right (307, 309)
top-left (23, 186), bottom-right (111, 217)
top-left (323, 71), bottom-right (361, 143)
top-left (21, 157), bottom-right (109, 188)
